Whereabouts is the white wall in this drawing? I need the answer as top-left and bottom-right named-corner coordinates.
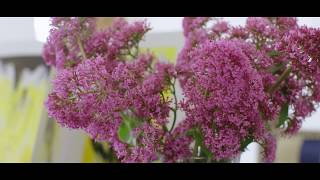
top-left (0, 17), bottom-right (42, 58)
top-left (0, 17), bottom-right (36, 42)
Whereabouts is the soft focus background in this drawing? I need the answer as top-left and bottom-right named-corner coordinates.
top-left (1, 17), bottom-right (320, 163)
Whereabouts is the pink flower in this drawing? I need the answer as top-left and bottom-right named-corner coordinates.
top-left (178, 39), bottom-right (270, 161)
top-left (262, 134), bottom-right (276, 163)
top-left (182, 17), bottom-right (211, 37)
top-left (44, 17), bottom-right (320, 163)
top-left (212, 20), bottom-right (229, 34)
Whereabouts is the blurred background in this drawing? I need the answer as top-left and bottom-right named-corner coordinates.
top-left (1, 17), bottom-right (320, 163)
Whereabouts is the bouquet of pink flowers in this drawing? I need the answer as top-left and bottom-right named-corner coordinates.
top-left (43, 17), bottom-right (320, 163)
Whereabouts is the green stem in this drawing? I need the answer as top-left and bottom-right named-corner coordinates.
top-left (169, 78), bottom-right (178, 133)
top-left (77, 36), bottom-right (87, 60)
top-left (268, 66), bottom-right (292, 94)
top-left (160, 91), bottom-right (166, 102)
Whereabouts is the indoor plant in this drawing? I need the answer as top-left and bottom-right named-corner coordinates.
top-left (43, 17), bottom-right (320, 163)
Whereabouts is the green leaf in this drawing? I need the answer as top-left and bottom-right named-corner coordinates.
top-left (200, 145), bottom-right (213, 158)
top-left (192, 129), bottom-right (202, 145)
top-left (118, 120), bottom-right (131, 143)
top-left (187, 128), bottom-right (213, 159)
top-left (277, 103), bottom-right (289, 128)
top-left (267, 50), bottom-right (281, 58)
top-left (118, 112), bottom-right (142, 144)
top-left (269, 63), bottom-right (286, 75)
top-left (240, 137), bottom-right (253, 152)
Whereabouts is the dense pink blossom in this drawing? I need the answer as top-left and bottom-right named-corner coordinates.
top-left (262, 134), bottom-right (276, 163)
top-left (42, 17), bottom-right (96, 69)
top-left (276, 26), bottom-right (320, 77)
top-left (176, 17), bottom-right (320, 162)
top-left (246, 17), bottom-right (274, 36)
top-left (85, 18), bottom-right (150, 59)
top-left (179, 40), bottom-right (271, 160)
top-left (45, 18), bottom-right (175, 162)
top-left (274, 26), bottom-right (320, 133)
top-left (182, 17), bottom-right (211, 37)
top-left (44, 17), bottom-right (320, 163)
top-left (212, 21), bottom-right (229, 34)
top-left (163, 123), bottom-right (193, 162)
top-left (275, 17), bottom-right (298, 31)
top-left (230, 26), bottom-right (249, 39)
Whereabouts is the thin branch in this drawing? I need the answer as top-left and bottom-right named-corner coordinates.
top-left (77, 36), bottom-right (87, 60)
top-left (268, 66), bottom-right (292, 94)
top-left (160, 91), bottom-right (166, 102)
top-left (169, 78), bottom-right (178, 133)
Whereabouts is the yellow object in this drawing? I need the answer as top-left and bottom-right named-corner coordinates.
top-left (0, 73), bottom-right (48, 162)
top-left (82, 137), bottom-right (96, 162)
top-left (82, 138), bottom-right (101, 163)
top-left (149, 47), bottom-right (177, 64)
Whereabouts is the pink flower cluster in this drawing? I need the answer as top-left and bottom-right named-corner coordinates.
top-left (179, 39), bottom-right (273, 161)
top-left (274, 26), bottom-right (320, 134)
top-left (44, 18), bottom-right (177, 162)
top-left (42, 17), bottom-right (96, 69)
top-left (43, 17), bottom-right (320, 163)
top-left (177, 17), bottom-right (320, 162)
